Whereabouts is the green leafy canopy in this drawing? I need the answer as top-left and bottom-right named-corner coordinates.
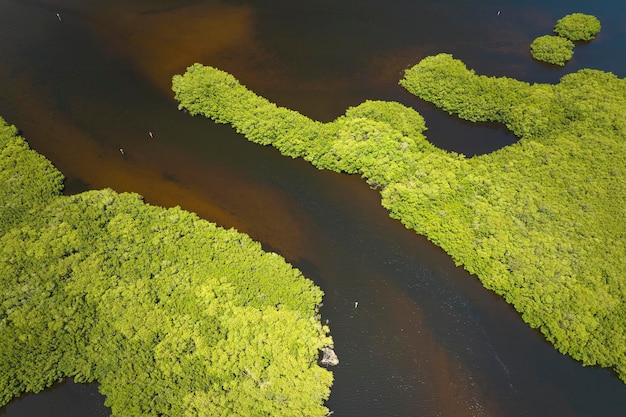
top-left (173, 52), bottom-right (626, 383)
top-left (0, 117), bottom-right (334, 417)
top-left (530, 35), bottom-right (574, 66)
top-left (554, 13), bottom-right (602, 41)
top-left (530, 13), bottom-right (601, 66)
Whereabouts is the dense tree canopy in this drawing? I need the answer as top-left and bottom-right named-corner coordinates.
top-left (554, 13), bottom-right (601, 41)
top-left (173, 53), bottom-right (626, 382)
top-left (530, 35), bottom-right (574, 66)
top-left (530, 13), bottom-right (600, 66)
top-left (0, 122), bottom-right (63, 234)
top-left (0, 117), bottom-right (334, 416)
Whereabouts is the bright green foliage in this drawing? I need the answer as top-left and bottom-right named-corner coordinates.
top-left (172, 65), bottom-right (433, 188)
top-left (529, 13), bottom-right (601, 66)
top-left (530, 35), bottom-right (574, 66)
top-left (0, 118), bottom-right (333, 416)
top-left (173, 54), bottom-right (626, 382)
top-left (0, 119), bottom-right (63, 235)
top-left (554, 13), bottom-right (601, 41)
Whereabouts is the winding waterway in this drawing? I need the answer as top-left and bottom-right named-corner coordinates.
top-left (1, 1), bottom-right (626, 416)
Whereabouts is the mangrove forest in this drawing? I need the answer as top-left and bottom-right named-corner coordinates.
top-left (172, 51), bottom-right (626, 383)
top-left (0, 117), bottom-right (334, 416)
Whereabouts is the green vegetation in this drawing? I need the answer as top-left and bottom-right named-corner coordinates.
top-left (0, 122), bottom-right (64, 234)
top-left (554, 13), bottom-right (601, 41)
top-left (0, 117), bottom-right (333, 416)
top-left (173, 53), bottom-right (626, 382)
top-left (530, 13), bottom-right (601, 65)
top-left (530, 35), bottom-right (574, 66)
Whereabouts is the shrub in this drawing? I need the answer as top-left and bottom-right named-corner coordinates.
top-left (554, 13), bottom-right (601, 41)
top-left (530, 35), bottom-right (574, 66)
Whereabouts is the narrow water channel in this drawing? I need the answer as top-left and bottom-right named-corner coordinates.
top-left (1, 1), bottom-right (626, 416)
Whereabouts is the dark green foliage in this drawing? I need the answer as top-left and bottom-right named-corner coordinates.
top-left (530, 35), bottom-right (574, 66)
top-left (173, 54), bottom-right (626, 383)
top-left (554, 13), bottom-right (601, 41)
top-left (0, 121), bottom-right (333, 416)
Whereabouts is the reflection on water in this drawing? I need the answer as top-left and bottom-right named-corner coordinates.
top-left (2, 0), bottom-right (626, 416)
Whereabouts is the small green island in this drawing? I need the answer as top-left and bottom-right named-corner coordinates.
top-left (554, 13), bottom-right (602, 41)
top-left (0, 118), bottom-right (334, 416)
top-left (530, 13), bottom-right (602, 66)
top-left (530, 35), bottom-right (574, 66)
top-left (172, 53), bottom-right (626, 382)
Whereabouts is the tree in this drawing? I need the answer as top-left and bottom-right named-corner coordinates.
top-left (530, 35), bottom-right (574, 66)
top-left (0, 117), bottom-right (334, 416)
top-left (172, 53), bottom-right (626, 384)
top-left (554, 13), bottom-right (601, 41)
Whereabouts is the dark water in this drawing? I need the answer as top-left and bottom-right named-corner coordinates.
top-left (1, 0), bottom-right (626, 416)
